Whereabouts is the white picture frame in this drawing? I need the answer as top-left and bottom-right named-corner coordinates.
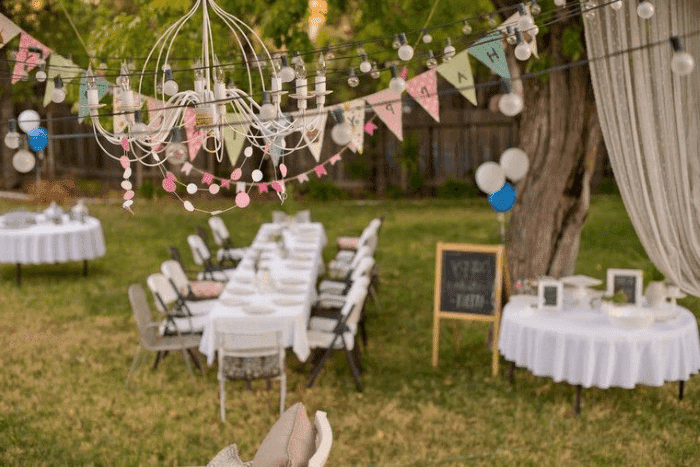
top-left (606, 269), bottom-right (643, 305)
top-left (538, 280), bottom-right (563, 311)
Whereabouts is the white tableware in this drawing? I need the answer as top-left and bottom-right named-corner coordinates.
top-left (226, 287), bottom-right (255, 295)
top-left (509, 295), bottom-right (538, 307)
top-left (243, 305), bottom-right (275, 315)
top-left (286, 262), bottom-right (312, 270)
top-left (561, 275), bottom-right (603, 307)
top-left (644, 281), bottom-right (667, 308)
top-left (273, 298), bottom-right (304, 306)
top-left (295, 237), bottom-right (316, 244)
top-left (605, 305), bottom-right (654, 330)
top-left (222, 298), bottom-right (249, 307)
top-left (276, 287), bottom-right (305, 295)
top-left (233, 276), bottom-right (253, 284)
top-left (289, 253), bottom-right (313, 262)
top-left (279, 277), bottom-right (305, 285)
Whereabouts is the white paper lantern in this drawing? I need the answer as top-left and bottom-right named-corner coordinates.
top-left (475, 162), bottom-right (506, 194)
top-left (17, 110), bottom-right (41, 134)
top-left (500, 148), bottom-right (530, 182)
top-left (12, 149), bottom-right (36, 173)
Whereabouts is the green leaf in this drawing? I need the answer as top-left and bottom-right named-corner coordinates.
top-left (561, 25), bottom-right (584, 61)
top-left (148, 0), bottom-right (190, 12)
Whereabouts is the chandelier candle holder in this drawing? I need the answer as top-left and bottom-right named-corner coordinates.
top-left (83, 0), bottom-right (332, 189)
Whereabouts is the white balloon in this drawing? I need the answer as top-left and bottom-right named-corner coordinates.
top-left (12, 149), bottom-right (35, 173)
top-left (475, 162), bottom-right (506, 194)
top-left (18, 109), bottom-right (41, 134)
top-left (251, 169), bottom-right (263, 182)
top-left (499, 148), bottom-right (530, 182)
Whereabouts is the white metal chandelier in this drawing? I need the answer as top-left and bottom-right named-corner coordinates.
top-left (83, 0), bottom-right (331, 168)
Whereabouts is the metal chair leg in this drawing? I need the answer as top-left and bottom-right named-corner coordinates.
top-left (153, 350), bottom-right (166, 369)
top-left (126, 347), bottom-right (143, 384)
top-left (344, 347), bottom-right (364, 392)
top-left (187, 348), bottom-right (205, 373)
top-left (220, 379), bottom-right (226, 422)
top-left (180, 349), bottom-right (195, 379)
top-left (679, 380), bottom-right (685, 400)
top-left (369, 285), bottom-right (382, 314)
top-left (307, 346), bottom-right (334, 388)
top-left (574, 385), bottom-right (583, 416)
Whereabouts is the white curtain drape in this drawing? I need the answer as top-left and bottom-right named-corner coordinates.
top-left (584, 0), bottom-right (700, 296)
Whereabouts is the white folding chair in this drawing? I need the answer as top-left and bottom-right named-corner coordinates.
top-left (208, 216), bottom-right (247, 266)
top-left (215, 322), bottom-right (287, 420)
top-left (161, 260), bottom-right (223, 300)
top-left (308, 411), bottom-right (333, 467)
top-left (146, 273), bottom-right (209, 334)
top-left (187, 234), bottom-right (236, 282)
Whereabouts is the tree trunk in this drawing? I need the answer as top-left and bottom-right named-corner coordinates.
top-left (506, 30), bottom-right (602, 282)
top-left (0, 46), bottom-right (16, 189)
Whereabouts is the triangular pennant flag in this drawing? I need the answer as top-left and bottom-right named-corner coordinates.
top-left (365, 89), bottom-right (403, 141)
top-left (497, 8), bottom-right (538, 59)
top-left (269, 136), bottom-right (284, 167)
top-left (297, 173), bottom-right (309, 184)
top-left (0, 14), bottom-right (21, 49)
top-left (43, 54), bottom-right (82, 107)
top-left (406, 69), bottom-right (442, 121)
top-left (223, 112), bottom-right (249, 167)
top-left (364, 121), bottom-right (377, 135)
top-left (314, 165), bottom-right (327, 178)
top-left (303, 109), bottom-right (328, 162)
top-left (78, 71), bottom-right (110, 122)
top-left (12, 32), bottom-right (51, 84)
top-left (184, 107), bottom-right (204, 161)
top-left (341, 99), bottom-right (365, 154)
top-left (468, 32), bottom-right (511, 80)
top-left (436, 50), bottom-right (476, 107)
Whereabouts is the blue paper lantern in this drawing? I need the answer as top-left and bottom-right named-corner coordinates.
top-left (28, 126), bottom-right (48, 152)
top-left (488, 182), bottom-right (516, 213)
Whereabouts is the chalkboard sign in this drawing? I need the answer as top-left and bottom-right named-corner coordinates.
top-left (538, 280), bottom-right (563, 311)
top-left (432, 243), bottom-right (510, 376)
top-left (606, 269), bottom-right (643, 305)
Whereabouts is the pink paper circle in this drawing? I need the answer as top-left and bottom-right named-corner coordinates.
top-left (121, 137), bottom-right (130, 151)
top-left (119, 155), bottom-right (130, 169)
top-left (231, 168), bottom-right (242, 181)
top-left (235, 191), bottom-right (250, 208)
top-left (280, 163), bottom-right (288, 177)
top-left (162, 178), bottom-right (176, 193)
top-left (166, 171), bottom-right (176, 181)
top-left (123, 190), bottom-right (135, 200)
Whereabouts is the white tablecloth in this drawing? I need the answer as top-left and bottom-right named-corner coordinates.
top-left (499, 299), bottom-right (700, 389)
top-left (0, 214), bottom-right (106, 264)
top-left (199, 222), bottom-right (327, 364)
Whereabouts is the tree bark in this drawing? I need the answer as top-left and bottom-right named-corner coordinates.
top-left (0, 3), bottom-right (16, 189)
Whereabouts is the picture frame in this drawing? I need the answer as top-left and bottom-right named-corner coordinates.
top-left (538, 279), bottom-right (563, 311)
top-left (606, 269), bottom-right (643, 305)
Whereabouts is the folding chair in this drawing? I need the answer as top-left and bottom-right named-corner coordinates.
top-left (161, 259), bottom-right (224, 301)
top-left (145, 273), bottom-right (210, 334)
top-left (208, 216), bottom-right (247, 267)
top-left (187, 234), bottom-right (237, 282)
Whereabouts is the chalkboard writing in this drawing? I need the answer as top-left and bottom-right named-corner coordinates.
top-left (613, 275), bottom-right (637, 304)
top-left (543, 285), bottom-right (558, 306)
top-left (439, 250), bottom-right (496, 315)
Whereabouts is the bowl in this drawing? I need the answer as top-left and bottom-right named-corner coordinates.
top-left (605, 305), bottom-right (654, 330)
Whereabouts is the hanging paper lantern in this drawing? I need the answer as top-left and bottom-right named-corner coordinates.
top-left (475, 162), bottom-right (506, 194)
top-left (488, 182), bottom-right (517, 212)
top-left (499, 148), bottom-right (529, 182)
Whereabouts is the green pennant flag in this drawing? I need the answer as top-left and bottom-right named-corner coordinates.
top-left (436, 49), bottom-right (477, 106)
top-left (43, 54), bottom-right (82, 107)
top-left (468, 32), bottom-right (511, 80)
top-left (223, 112), bottom-right (249, 166)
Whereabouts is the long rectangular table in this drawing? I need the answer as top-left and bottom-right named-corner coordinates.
top-left (199, 222), bottom-right (327, 365)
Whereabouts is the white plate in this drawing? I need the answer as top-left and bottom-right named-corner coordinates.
top-left (295, 237), bottom-right (316, 244)
top-left (222, 298), bottom-right (249, 307)
top-left (273, 298), bottom-right (304, 306)
top-left (243, 305), bottom-right (275, 315)
top-left (509, 295), bottom-right (538, 307)
top-left (289, 254), bottom-right (313, 262)
top-left (276, 287), bottom-right (305, 295)
top-left (226, 287), bottom-right (255, 295)
top-left (286, 263), bottom-right (312, 270)
top-left (649, 305), bottom-right (681, 323)
top-left (561, 275), bottom-right (603, 288)
top-left (606, 306), bottom-right (654, 329)
top-left (233, 276), bottom-right (253, 284)
top-left (279, 277), bottom-right (305, 285)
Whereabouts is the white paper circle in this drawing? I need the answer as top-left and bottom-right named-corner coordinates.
top-left (186, 183), bottom-right (198, 194)
top-left (12, 149), bottom-right (36, 173)
top-left (475, 162), bottom-right (506, 194)
top-left (244, 147), bottom-right (253, 157)
top-left (122, 199), bottom-right (134, 208)
top-left (208, 183), bottom-right (220, 194)
top-left (121, 180), bottom-right (133, 190)
top-left (123, 167), bottom-right (132, 179)
top-left (183, 200), bottom-right (195, 212)
top-left (251, 169), bottom-right (263, 182)
top-left (18, 109), bottom-right (41, 134)
top-left (499, 148), bottom-right (529, 182)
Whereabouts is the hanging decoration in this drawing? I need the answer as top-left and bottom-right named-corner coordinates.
top-left (468, 31), bottom-right (511, 80)
top-left (223, 112), bottom-right (250, 167)
top-left (0, 13), bottom-right (21, 47)
top-left (303, 108), bottom-right (328, 162)
top-left (365, 89), bottom-right (404, 141)
top-left (12, 32), bottom-right (51, 84)
top-left (43, 55), bottom-right (82, 107)
top-left (340, 99), bottom-right (366, 153)
top-left (406, 69), bottom-right (441, 122)
top-left (436, 50), bottom-right (477, 107)
top-left (77, 69), bottom-right (110, 122)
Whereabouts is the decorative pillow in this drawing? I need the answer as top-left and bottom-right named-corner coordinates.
top-left (207, 443), bottom-right (250, 467)
top-left (251, 402), bottom-right (315, 467)
top-left (181, 281), bottom-right (224, 299)
top-left (336, 236), bottom-right (358, 251)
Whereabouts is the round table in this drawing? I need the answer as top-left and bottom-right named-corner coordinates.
top-left (499, 297), bottom-right (700, 413)
top-left (0, 213), bottom-right (106, 284)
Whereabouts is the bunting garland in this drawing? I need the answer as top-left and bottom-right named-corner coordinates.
top-left (341, 99), bottom-right (366, 153)
top-left (0, 13), bottom-right (21, 47)
top-left (43, 54), bottom-right (81, 107)
top-left (406, 69), bottom-right (442, 122)
top-left (302, 109), bottom-right (328, 162)
top-left (223, 112), bottom-right (250, 167)
top-left (436, 50), bottom-right (477, 107)
top-left (12, 33), bottom-right (51, 84)
top-left (468, 31), bottom-right (511, 80)
top-left (365, 89), bottom-right (404, 141)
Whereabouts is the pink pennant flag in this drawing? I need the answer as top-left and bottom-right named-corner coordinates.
top-left (221, 179), bottom-right (230, 189)
top-left (406, 70), bottom-right (440, 123)
top-left (329, 154), bottom-right (341, 165)
top-left (184, 108), bottom-right (204, 161)
top-left (314, 165), bottom-right (327, 178)
top-left (201, 173), bottom-right (214, 185)
top-left (271, 181), bottom-right (284, 192)
top-left (297, 173), bottom-right (309, 184)
top-left (365, 90), bottom-right (403, 141)
top-left (181, 162), bottom-right (193, 175)
top-left (400, 67), bottom-right (408, 80)
top-left (364, 121), bottom-right (378, 135)
top-left (12, 33), bottom-right (51, 84)
top-left (258, 183), bottom-right (269, 193)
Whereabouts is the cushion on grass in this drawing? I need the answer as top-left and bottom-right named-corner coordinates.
top-left (251, 402), bottom-right (315, 467)
top-left (207, 443), bottom-right (250, 467)
top-left (181, 281), bottom-right (224, 299)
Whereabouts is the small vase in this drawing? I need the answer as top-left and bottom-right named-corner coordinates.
top-left (644, 281), bottom-right (667, 308)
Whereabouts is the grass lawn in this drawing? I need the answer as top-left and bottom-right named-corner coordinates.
top-left (1, 194), bottom-right (699, 466)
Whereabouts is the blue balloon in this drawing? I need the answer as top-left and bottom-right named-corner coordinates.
top-left (488, 182), bottom-right (516, 213)
top-left (28, 126), bottom-right (48, 152)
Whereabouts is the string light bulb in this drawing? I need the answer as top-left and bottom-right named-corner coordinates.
top-left (162, 63), bottom-right (179, 96)
top-left (330, 108), bottom-right (352, 146)
top-left (317, 52), bottom-right (326, 75)
top-left (51, 76), bottom-right (66, 103)
top-left (278, 55), bottom-right (295, 83)
top-left (426, 50), bottom-right (438, 69)
top-left (517, 4), bottom-right (536, 32)
top-left (637, 1), bottom-right (654, 19)
top-left (488, 14), bottom-right (497, 28)
top-left (610, 0), bottom-right (623, 10)
top-left (398, 33), bottom-right (414, 61)
top-left (259, 91), bottom-right (276, 121)
top-left (530, 0), bottom-right (541, 16)
top-left (35, 62), bottom-right (47, 83)
top-left (443, 37), bottom-right (456, 61)
top-left (164, 128), bottom-right (187, 165)
top-left (359, 50), bottom-right (372, 73)
top-left (392, 34), bottom-right (401, 49)
top-left (370, 61), bottom-right (381, 79)
top-left (554, 0), bottom-right (566, 6)
top-left (389, 65), bottom-right (405, 93)
top-left (4, 119), bottom-right (20, 149)
top-left (347, 68), bottom-right (360, 87)
top-left (499, 79), bottom-right (524, 117)
top-left (670, 36), bottom-right (695, 76)
top-left (422, 29), bottom-right (433, 44)
top-left (514, 29), bottom-right (532, 61)
top-left (462, 20), bottom-right (472, 35)
top-left (506, 26), bottom-right (518, 46)
top-left (130, 110), bottom-right (149, 143)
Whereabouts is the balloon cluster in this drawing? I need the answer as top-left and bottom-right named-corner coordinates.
top-left (475, 147), bottom-right (529, 212)
top-left (10, 109), bottom-right (49, 174)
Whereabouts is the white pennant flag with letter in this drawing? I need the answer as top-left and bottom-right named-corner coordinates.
top-left (302, 109), bottom-right (328, 162)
